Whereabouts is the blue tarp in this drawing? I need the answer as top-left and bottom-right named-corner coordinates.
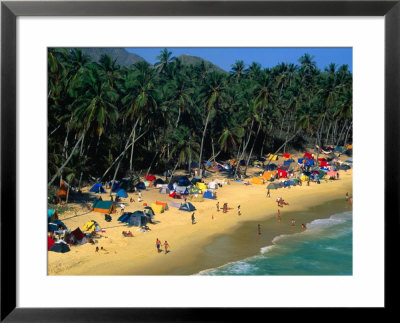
top-left (89, 183), bottom-right (106, 193)
top-left (304, 160), bottom-right (314, 166)
top-left (298, 158), bottom-right (303, 164)
top-left (204, 161), bottom-right (212, 166)
top-left (178, 177), bottom-right (191, 186)
top-left (111, 182), bottom-right (120, 192)
top-left (283, 160), bottom-right (292, 167)
top-left (48, 220), bottom-right (68, 233)
top-left (136, 182), bottom-right (146, 190)
top-left (266, 163), bottom-right (277, 170)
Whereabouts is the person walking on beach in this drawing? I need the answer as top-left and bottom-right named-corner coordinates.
top-left (223, 203), bottom-right (227, 213)
top-left (277, 209), bottom-right (281, 222)
top-left (164, 241), bottom-right (169, 254)
top-left (346, 192), bottom-right (349, 202)
top-left (138, 191), bottom-right (142, 202)
top-left (216, 201), bottom-right (220, 212)
top-left (267, 189), bottom-right (270, 198)
top-left (257, 224), bottom-right (261, 236)
top-left (191, 213), bottom-right (196, 224)
top-left (156, 238), bottom-right (161, 253)
top-left (238, 205), bottom-right (241, 216)
top-left (120, 203), bottom-right (125, 214)
top-left (291, 219), bottom-right (295, 226)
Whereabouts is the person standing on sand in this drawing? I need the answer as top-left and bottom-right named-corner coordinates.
top-left (238, 205), bottom-right (241, 216)
top-left (164, 241), bottom-right (169, 254)
top-left (216, 202), bottom-right (220, 212)
top-left (156, 238), bottom-right (161, 253)
top-left (191, 213), bottom-right (196, 224)
top-left (257, 224), bottom-right (261, 235)
top-left (120, 203), bottom-right (125, 214)
top-left (267, 189), bottom-right (270, 198)
top-left (346, 192), bottom-right (349, 202)
top-left (138, 191), bottom-right (142, 202)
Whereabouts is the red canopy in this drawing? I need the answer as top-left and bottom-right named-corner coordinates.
top-left (304, 152), bottom-right (313, 160)
top-left (48, 236), bottom-right (55, 250)
top-left (145, 174), bottom-right (156, 181)
top-left (319, 161), bottom-right (330, 167)
top-left (283, 153), bottom-right (291, 159)
top-left (277, 169), bottom-right (288, 178)
top-left (318, 158), bottom-right (326, 162)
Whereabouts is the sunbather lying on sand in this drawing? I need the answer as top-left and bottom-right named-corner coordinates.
top-left (122, 231), bottom-right (134, 237)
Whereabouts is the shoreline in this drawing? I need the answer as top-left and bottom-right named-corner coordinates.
top-left (48, 168), bottom-right (352, 276)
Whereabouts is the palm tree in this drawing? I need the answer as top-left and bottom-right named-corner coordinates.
top-left (155, 48), bottom-right (175, 74)
top-left (230, 60), bottom-right (246, 83)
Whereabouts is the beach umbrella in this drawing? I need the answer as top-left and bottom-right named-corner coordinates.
top-left (267, 183), bottom-right (278, 190)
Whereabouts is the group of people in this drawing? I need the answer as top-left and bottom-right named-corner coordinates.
top-left (156, 238), bottom-right (169, 254)
top-left (276, 196), bottom-right (289, 207)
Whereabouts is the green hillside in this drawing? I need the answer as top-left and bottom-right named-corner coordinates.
top-left (72, 47), bottom-right (147, 66)
top-left (177, 54), bottom-right (228, 74)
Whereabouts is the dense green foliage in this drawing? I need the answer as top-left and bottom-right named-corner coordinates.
top-left (48, 48), bottom-right (352, 187)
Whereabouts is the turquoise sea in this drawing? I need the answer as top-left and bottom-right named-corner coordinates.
top-left (198, 210), bottom-right (352, 276)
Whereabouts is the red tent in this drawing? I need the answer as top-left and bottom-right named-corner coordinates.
top-left (283, 152), bottom-right (291, 159)
top-left (319, 161), bottom-right (330, 167)
top-left (145, 174), bottom-right (156, 181)
top-left (304, 152), bottom-right (313, 160)
top-left (169, 191), bottom-right (176, 198)
top-left (48, 236), bottom-right (55, 250)
top-left (277, 169), bottom-right (288, 178)
top-left (318, 158), bottom-right (326, 162)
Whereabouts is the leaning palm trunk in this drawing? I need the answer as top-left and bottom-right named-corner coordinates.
top-left (146, 151), bottom-right (159, 176)
top-left (235, 120), bottom-right (254, 177)
top-left (336, 119), bottom-right (348, 147)
top-left (244, 109), bottom-right (265, 175)
top-left (266, 130), bottom-right (300, 168)
top-left (48, 132), bottom-right (85, 187)
top-left (343, 121), bottom-right (353, 148)
top-left (316, 109), bottom-right (328, 163)
top-left (129, 119), bottom-right (140, 175)
top-left (198, 109), bottom-right (212, 177)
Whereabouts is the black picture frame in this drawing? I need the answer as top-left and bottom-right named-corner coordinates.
top-left (1, 1), bottom-right (398, 321)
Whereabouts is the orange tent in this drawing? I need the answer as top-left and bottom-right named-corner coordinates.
top-left (252, 177), bottom-right (265, 185)
top-left (156, 200), bottom-right (168, 211)
top-left (262, 171), bottom-right (276, 181)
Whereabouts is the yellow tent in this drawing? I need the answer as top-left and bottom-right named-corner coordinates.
top-left (300, 175), bottom-right (309, 182)
top-left (252, 177), bottom-right (264, 185)
top-left (150, 203), bottom-right (164, 214)
top-left (268, 154), bottom-right (278, 161)
top-left (262, 171), bottom-right (276, 180)
top-left (346, 144), bottom-right (353, 149)
top-left (82, 221), bottom-right (101, 232)
top-left (196, 182), bottom-right (207, 191)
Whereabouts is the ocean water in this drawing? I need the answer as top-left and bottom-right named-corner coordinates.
top-left (198, 210), bottom-right (352, 276)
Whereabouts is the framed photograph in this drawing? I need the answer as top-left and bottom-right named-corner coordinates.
top-left (1, 0), bottom-right (397, 320)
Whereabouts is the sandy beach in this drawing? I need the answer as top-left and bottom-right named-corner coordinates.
top-left (48, 159), bottom-right (352, 276)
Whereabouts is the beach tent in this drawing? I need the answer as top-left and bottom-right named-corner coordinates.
top-left (283, 152), bottom-right (291, 159)
top-left (335, 146), bottom-right (343, 152)
top-left (49, 241), bottom-right (70, 253)
top-left (304, 152), bottom-right (313, 160)
top-left (277, 169), bottom-right (288, 178)
top-left (48, 236), bottom-right (55, 250)
top-left (318, 158), bottom-right (326, 162)
top-left (175, 186), bottom-right (189, 195)
top-left (119, 179), bottom-right (135, 192)
top-left (56, 181), bottom-right (68, 200)
top-left (145, 174), bottom-right (156, 182)
top-left (188, 195), bottom-right (204, 202)
top-left (116, 189), bottom-right (128, 198)
top-left (48, 209), bottom-right (57, 222)
top-left (203, 190), bottom-right (215, 199)
top-left (304, 159), bottom-right (314, 167)
top-left (251, 177), bottom-right (264, 185)
top-left (65, 227), bottom-right (87, 245)
top-left (262, 171), bottom-right (276, 181)
top-left (340, 164), bottom-right (351, 170)
top-left (319, 160), bottom-right (330, 167)
top-left (169, 191), bottom-right (178, 198)
top-left (239, 160), bottom-right (246, 166)
top-left (118, 211), bottom-right (150, 227)
top-left (111, 182), bottom-right (120, 192)
top-left (266, 163), bottom-right (277, 170)
top-left (154, 178), bottom-right (165, 185)
top-left (90, 183), bottom-right (106, 193)
top-left (283, 160), bottom-right (292, 167)
top-left (179, 202), bottom-right (196, 212)
top-left (136, 182), bottom-right (146, 190)
top-left (156, 200), bottom-right (168, 211)
top-left (299, 175), bottom-right (309, 182)
top-left (267, 183), bottom-right (279, 190)
top-left (178, 177), bottom-right (191, 186)
top-left (82, 220), bottom-right (101, 232)
top-left (268, 154), bottom-right (278, 161)
top-left (159, 186), bottom-right (170, 194)
top-left (48, 220), bottom-right (68, 233)
top-left (188, 186), bottom-right (201, 195)
top-left (144, 206), bottom-right (155, 217)
top-left (92, 200), bottom-right (116, 214)
top-left (150, 203), bottom-right (164, 214)
top-left (208, 181), bottom-right (217, 189)
top-left (169, 201), bottom-right (181, 209)
top-left (196, 182), bottom-right (207, 191)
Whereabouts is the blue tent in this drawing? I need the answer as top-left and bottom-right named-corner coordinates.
top-left (304, 160), bottom-right (314, 166)
top-left (48, 220), bottom-right (68, 233)
top-left (118, 211), bottom-right (150, 227)
top-left (283, 160), bottom-right (292, 167)
top-left (48, 209), bottom-right (57, 222)
top-left (144, 206), bottom-right (155, 217)
top-left (266, 163), bottom-right (277, 170)
top-left (335, 146), bottom-right (343, 152)
top-left (49, 242), bottom-right (70, 253)
top-left (203, 190), bottom-right (215, 199)
top-left (136, 182), bottom-right (146, 190)
top-left (298, 158), bottom-right (303, 164)
top-left (116, 189), bottom-right (128, 198)
top-left (90, 183), bottom-right (106, 193)
top-left (204, 161), bottom-right (212, 167)
top-left (111, 182), bottom-right (120, 192)
top-left (179, 202), bottom-right (196, 212)
top-left (178, 177), bottom-right (191, 186)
